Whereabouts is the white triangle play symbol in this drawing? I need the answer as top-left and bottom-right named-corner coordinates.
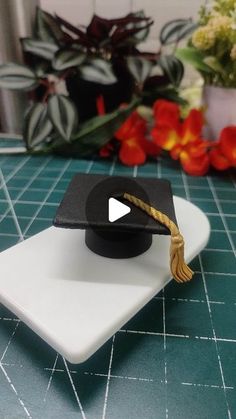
top-left (108, 197), bottom-right (131, 223)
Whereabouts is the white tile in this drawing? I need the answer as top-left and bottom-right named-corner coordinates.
top-left (40, 0), bottom-right (94, 26)
top-left (95, 0), bottom-right (132, 18)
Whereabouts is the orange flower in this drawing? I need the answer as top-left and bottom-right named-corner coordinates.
top-left (115, 111), bottom-right (160, 166)
top-left (99, 142), bottom-right (114, 157)
top-left (209, 148), bottom-right (231, 171)
top-left (219, 126), bottom-right (236, 166)
top-left (209, 126), bottom-right (236, 170)
top-left (152, 101), bottom-right (210, 176)
top-left (153, 99), bottom-right (180, 129)
top-left (96, 95), bottom-right (105, 116)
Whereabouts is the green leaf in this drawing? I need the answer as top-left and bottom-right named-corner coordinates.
top-left (23, 103), bottom-right (53, 148)
top-left (56, 97), bottom-right (140, 155)
top-left (0, 63), bottom-right (37, 90)
top-left (203, 56), bottom-right (225, 75)
top-left (176, 47), bottom-right (212, 73)
top-left (126, 10), bottom-right (151, 43)
top-left (142, 86), bottom-right (187, 107)
top-left (79, 58), bottom-right (117, 85)
top-left (35, 7), bottom-right (65, 43)
top-left (21, 38), bottom-right (59, 60)
top-left (53, 49), bottom-right (86, 71)
top-left (160, 19), bottom-right (197, 45)
top-left (158, 55), bottom-right (184, 87)
top-left (48, 95), bottom-right (78, 141)
top-left (127, 56), bottom-right (152, 84)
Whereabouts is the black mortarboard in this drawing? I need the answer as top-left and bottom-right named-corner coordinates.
top-left (53, 173), bottom-right (177, 259)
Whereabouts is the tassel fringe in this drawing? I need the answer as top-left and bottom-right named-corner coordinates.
top-left (123, 192), bottom-right (194, 283)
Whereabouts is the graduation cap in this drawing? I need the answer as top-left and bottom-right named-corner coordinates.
top-left (54, 174), bottom-right (193, 283)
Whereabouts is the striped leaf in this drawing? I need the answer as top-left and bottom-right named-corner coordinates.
top-left (125, 10), bottom-right (151, 43)
top-left (127, 56), bottom-right (152, 84)
top-left (23, 103), bottom-right (53, 148)
top-left (160, 19), bottom-right (197, 45)
top-left (48, 95), bottom-right (78, 141)
top-left (0, 63), bottom-right (37, 90)
top-left (158, 55), bottom-right (184, 87)
top-left (80, 58), bottom-right (117, 85)
top-left (21, 38), bottom-right (59, 60)
top-left (53, 49), bottom-right (86, 71)
top-left (35, 7), bottom-right (65, 43)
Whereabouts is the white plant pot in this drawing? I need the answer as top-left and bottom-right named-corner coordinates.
top-left (203, 85), bottom-right (236, 140)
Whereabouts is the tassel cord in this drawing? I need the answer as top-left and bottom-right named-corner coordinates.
top-left (123, 192), bottom-right (194, 283)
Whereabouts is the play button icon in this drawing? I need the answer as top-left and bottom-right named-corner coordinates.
top-left (109, 198), bottom-right (131, 223)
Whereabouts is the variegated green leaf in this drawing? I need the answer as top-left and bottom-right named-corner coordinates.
top-left (80, 58), bottom-right (117, 85)
top-left (21, 38), bottom-right (59, 60)
top-left (48, 95), bottom-right (78, 141)
top-left (160, 19), bottom-right (197, 45)
top-left (0, 63), bottom-right (37, 90)
top-left (35, 7), bottom-right (64, 43)
top-left (127, 56), bottom-right (152, 84)
top-left (23, 103), bottom-right (53, 148)
top-left (126, 10), bottom-right (150, 43)
top-left (53, 49), bottom-right (86, 70)
top-left (158, 55), bottom-right (184, 87)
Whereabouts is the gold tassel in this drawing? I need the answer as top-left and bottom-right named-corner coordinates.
top-left (123, 192), bottom-right (194, 283)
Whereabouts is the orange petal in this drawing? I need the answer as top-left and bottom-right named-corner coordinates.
top-left (96, 95), bottom-right (105, 116)
top-left (139, 138), bottom-right (161, 156)
top-left (116, 111), bottom-right (146, 141)
top-left (119, 140), bottom-right (146, 166)
top-left (153, 99), bottom-right (180, 127)
top-left (181, 109), bottom-right (204, 144)
top-left (180, 151), bottom-right (210, 176)
top-left (185, 139), bottom-right (209, 158)
top-left (219, 126), bottom-right (236, 166)
top-left (151, 126), bottom-right (180, 151)
top-left (209, 147), bottom-right (231, 171)
top-left (99, 142), bottom-right (114, 157)
top-left (170, 144), bottom-right (182, 160)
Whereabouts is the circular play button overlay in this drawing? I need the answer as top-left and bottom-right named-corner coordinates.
top-left (85, 176), bottom-right (150, 233)
top-left (85, 176), bottom-right (152, 258)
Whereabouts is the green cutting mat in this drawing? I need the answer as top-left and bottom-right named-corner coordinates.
top-left (0, 139), bottom-right (235, 419)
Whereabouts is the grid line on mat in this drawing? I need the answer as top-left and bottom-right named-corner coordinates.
top-left (0, 150), bottom-right (235, 419)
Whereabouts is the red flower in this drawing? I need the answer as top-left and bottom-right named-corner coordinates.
top-left (96, 95), bottom-right (105, 116)
top-left (152, 101), bottom-right (210, 176)
top-left (176, 146), bottom-right (210, 176)
top-left (209, 147), bottom-right (231, 171)
top-left (153, 99), bottom-right (180, 128)
top-left (209, 126), bottom-right (236, 170)
top-left (99, 142), bottom-right (114, 157)
top-left (115, 111), bottom-right (160, 166)
top-left (219, 126), bottom-right (236, 166)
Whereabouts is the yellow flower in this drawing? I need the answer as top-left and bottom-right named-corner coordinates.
top-left (209, 15), bottom-right (232, 38)
top-left (230, 44), bottom-right (236, 60)
top-left (214, 0), bottom-right (236, 15)
top-left (192, 27), bottom-right (216, 50)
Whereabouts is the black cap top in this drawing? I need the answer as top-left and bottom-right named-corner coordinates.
top-left (53, 174), bottom-right (177, 259)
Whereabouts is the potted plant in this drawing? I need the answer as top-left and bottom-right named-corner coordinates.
top-left (0, 7), bottom-right (195, 157)
top-left (176, 0), bottom-right (236, 140)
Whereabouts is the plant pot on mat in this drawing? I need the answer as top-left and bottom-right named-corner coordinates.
top-left (177, 0), bottom-right (236, 140)
top-left (0, 7), bottom-right (195, 157)
top-left (203, 85), bottom-right (236, 140)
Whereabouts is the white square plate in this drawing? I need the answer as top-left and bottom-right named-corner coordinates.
top-left (0, 196), bottom-right (210, 363)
